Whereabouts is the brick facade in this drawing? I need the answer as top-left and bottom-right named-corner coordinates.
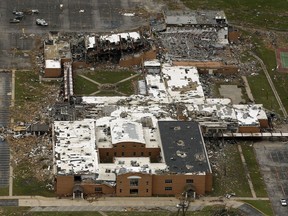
top-left (99, 142), bottom-right (161, 163)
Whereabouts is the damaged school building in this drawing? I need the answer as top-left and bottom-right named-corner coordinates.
top-left (49, 10), bottom-right (268, 197)
top-left (53, 63), bottom-right (268, 198)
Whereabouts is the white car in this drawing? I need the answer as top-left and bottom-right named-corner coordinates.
top-left (36, 18), bottom-right (48, 26)
top-left (281, 199), bottom-right (287, 206)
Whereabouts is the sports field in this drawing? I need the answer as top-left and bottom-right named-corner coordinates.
top-left (280, 52), bottom-right (288, 68)
top-left (276, 48), bottom-right (288, 72)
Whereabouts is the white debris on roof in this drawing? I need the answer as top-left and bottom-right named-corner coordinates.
top-left (45, 60), bottom-right (61, 69)
top-left (122, 13), bottom-right (135, 17)
top-left (95, 105), bottom-right (171, 148)
top-left (110, 119), bottom-right (145, 144)
top-left (186, 103), bottom-right (266, 126)
top-left (233, 104), bottom-right (266, 126)
top-left (54, 119), bottom-right (98, 175)
top-left (97, 157), bottom-right (167, 181)
top-left (217, 27), bottom-right (229, 45)
top-left (100, 32), bottom-right (140, 44)
top-left (162, 65), bottom-right (205, 101)
top-left (205, 98), bottom-right (231, 105)
top-left (82, 96), bottom-right (127, 105)
top-left (146, 74), bottom-right (167, 99)
top-left (87, 36), bottom-right (96, 49)
top-left (144, 60), bottom-right (161, 67)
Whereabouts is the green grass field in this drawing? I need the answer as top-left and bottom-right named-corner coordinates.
top-left (74, 70), bottom-right (138, 96)
top-left (211, 144), bottom-right (251, 197)
top-left (242, 200), bottom-right (273, 216)
top-left (85, 70), bottom-right (136, 84)
top-left (0, 206), bottom-right (242, 216)
top-left (182, 0), bottom-right (288, 30)
top-left (73, 75), bottom-right (98, 95)
top-left (241, 143), bottom-right (268, 197)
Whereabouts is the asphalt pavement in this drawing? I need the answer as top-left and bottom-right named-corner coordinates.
top-left (0, 72), bottom-right (11, 188)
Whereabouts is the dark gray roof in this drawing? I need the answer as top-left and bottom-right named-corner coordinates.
top-left (158, 121), bottom-right (211, 173)
top-left (28, 123), bottom-right (49, 132)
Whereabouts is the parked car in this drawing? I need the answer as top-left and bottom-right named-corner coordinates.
top-left (25, 9), bottom-right (39, 15)
top-left (281, 199), bottom-right (287, 206)
top-left (13, 10), bottom-right (24, 16)
top-left (15, 14), bottom-right (24, 20)
top-left (36, 18), bottom-right (48, 26)
top-left (9, 18), bottom-right (20, 23)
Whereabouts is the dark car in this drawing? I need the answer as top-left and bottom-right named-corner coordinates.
top-left (15, 14), bottom-right (24, 20)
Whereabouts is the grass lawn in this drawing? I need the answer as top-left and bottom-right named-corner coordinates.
top-left (85, 70), bottom-right (136, 84)
top-left (13, 70), bottom-right (60, 122)
top-left (95, 91), bottom-right (123, 96)
top-left (0, 186), bottom-right (9, 196)
top-left (237, 29), bottom-right (288, 115)
top-left (211, 144), bottom-right (251, 197)
top-left (241, 200), bottom-right (273, 216)
top-left (248, 31), bottom-right (288, 115)
top-left (13, 162), bottom-right (54, 197)
top-left (247, 73), bottom-right (280, 113)
top-left (106, 206), bottom-right (242, 216)
top-left (182, 0), bottom-right (288, 30)
top-left (0, 207), bottom-right (31, 216)
top-left (0, 208), bottom-right (102, 216)
top-left (117, 76), bottom-right (142, 95)
top-left (15, 71), bottom-right (45, 106)
top-left (241, 143), bottom-right (268, 197)
top-left (0, 206), bottom-right (242, 216)
top-left (73, 75), bottom-right (98, 95)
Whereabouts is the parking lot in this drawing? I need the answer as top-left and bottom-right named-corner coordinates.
top-left (0, 0), bottom-right (162, 69)
top-left (0, 72), bottom-right (11, 188)
top-left (254, 140), bottom-right (288, 216)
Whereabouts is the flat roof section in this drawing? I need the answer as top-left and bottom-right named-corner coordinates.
top-left (54, 119), bottom-right (99, 175)
top-left (162, 65), bottom-right (205, 101)
top-left (158, 121), bottom-right (211, 174)
top-left (110, 119), bottom-right (146, 145)
top-left (45, 60), bottom-right (61, 69)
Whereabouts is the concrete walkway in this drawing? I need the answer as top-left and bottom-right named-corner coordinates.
top-left (238, 144), bottom-right (257, 198)
top-left (78, 74), bottom-right (101, 86)
top-left (241, 76), bottom-right (254, 102)
top-left (115, 73), bottom-right (139, 84)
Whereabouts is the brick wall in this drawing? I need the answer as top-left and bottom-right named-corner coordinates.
top-left (99, 142), bottom-right (161, 163)
top-left (116, 173), bottom-right (152, 197)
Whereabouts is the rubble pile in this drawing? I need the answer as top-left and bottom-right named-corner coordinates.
top-left (158, 27), bottom-right (224, 61)
top-left (8, 135), bottom-right (53, 182)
